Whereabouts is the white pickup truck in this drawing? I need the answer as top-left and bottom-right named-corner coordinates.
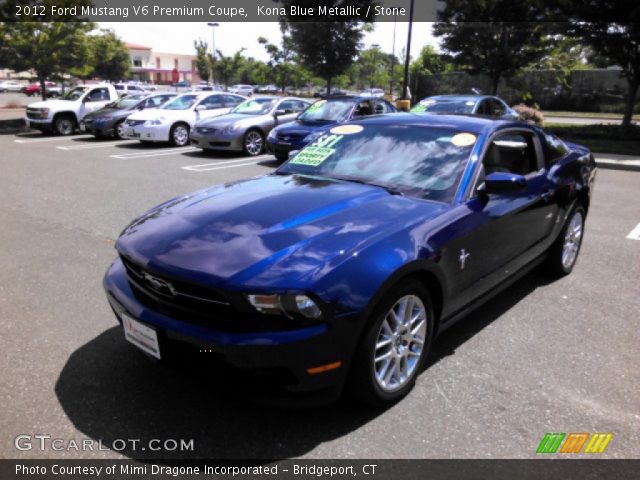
top-left (25, 84), bottom-right (119, 135)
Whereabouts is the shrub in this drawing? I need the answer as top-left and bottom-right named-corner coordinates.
top-left (512, 103), bottom-right (545, 125)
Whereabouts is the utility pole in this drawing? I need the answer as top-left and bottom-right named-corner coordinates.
top-left (207, 22), bottom-right (219, 86)
top-left (401, 0), bottom-right (414, 101)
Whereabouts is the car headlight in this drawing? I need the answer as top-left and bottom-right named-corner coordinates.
top-left (144, 118), bottom-right (164, 126)
top-left (221, 124), bottom-right (241, 135)
top-left (246, 293), bottom-right (322, 320)
top-left (303, 131), bottom-right (323, 144)
top-left (41, 108), bottom-right (50, 117)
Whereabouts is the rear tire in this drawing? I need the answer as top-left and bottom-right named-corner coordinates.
top-left (348, 279), bottom-right (435, 406)
top-left (54, 114), bottom-right (76, 136)
top-left (170, 122), bottom-right (190, 146)
top-left (546, 205), bottom-right (585, 277)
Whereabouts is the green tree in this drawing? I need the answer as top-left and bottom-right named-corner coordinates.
top-left (410, 46), bottom-right (452, 77)
top-left (89, 29), bottom-right (130, 82)
top-left (258, 28), bottom-right (297, 92)
top-left (434, 1), bottom-right (550, 94)
top-left (562, 18), bottom-right (640, 128)
top-left (0, 0), bottom-right (94, 100)
top-left (214, 48), bottom-right (246, 88)
top-left (277, 0), bottom-right (375, 94)
top-left (193, 39), bottom-right (211, 83)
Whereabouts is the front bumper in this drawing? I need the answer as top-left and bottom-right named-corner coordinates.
top-left (266, 138), bottom-right (295, 158)
top-left (103, 258), bottom-right (359, 396)
top-left (190, 130), bottom-right (243, 151)
top-left (83, 118), bottom-right (118, 137)
top-left (25, 117), bottom-right (52, 130)
top-left (122, 123), bottom-right (171, 142)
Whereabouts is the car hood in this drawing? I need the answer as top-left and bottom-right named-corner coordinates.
top-left (84, 107), bottom-right (131, 119)
top-left (27, 99), bottom-right (78, 109)
top-left (274, 119), bottom-right (338, 136)
top-left (116, 174), bottom-right (446, 289)
top-left (197, 113), bottom-right (269, 128)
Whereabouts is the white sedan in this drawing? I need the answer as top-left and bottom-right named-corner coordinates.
top-left (0, 80), bottom-right (23, 93)
top-left (122, 92), bottom-right (245, 146)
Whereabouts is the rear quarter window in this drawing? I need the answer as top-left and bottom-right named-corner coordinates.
top-left (545, 134), bottom-right (569, 163)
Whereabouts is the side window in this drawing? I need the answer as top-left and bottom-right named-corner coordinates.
top-left (279, 100), bottom-right (305, 113)
top-left (483, 132), bottom-right (540, 176)
top-left (489, 99), bottom-right (506, 116)
top-left (476, 100), bottom-right (490, 115)
top-left (373, 100), bottom-right (391, 114)
top-left (87, 88), bottom-right (109, 102)
top-left (223, 95), bottom-right (242, 107)
top-left (545, 134), bottom-right (569, 164)
top-left (354, 101), bottom-right (373, 116)
top-left (200, 95), bottom-right (223, 109)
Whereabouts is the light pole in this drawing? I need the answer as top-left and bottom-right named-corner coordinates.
top-left (401, 0), bottom-right (415, 103)
top-left (207, 22), bottom-right (219, 86)
top-left (370, 44), bottom-right (379, 89)
top-left (389, 16), bottom-right (397, 95)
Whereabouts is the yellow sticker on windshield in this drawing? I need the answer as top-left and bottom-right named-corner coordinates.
top-left (289, 146), bottom-right (334, 167)
top-left (330, 124), bottom-right (363, 135)
top-left (451, 133), bottom-right (476, 147)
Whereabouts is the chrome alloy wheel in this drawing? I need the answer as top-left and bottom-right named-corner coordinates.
top-left (244, 130), bottom-right (263, 156)
top-left (56, 118), bottom-right (74, 135)
top-left (373, 294), bottom-right (427, 392)
top-left (562, 211), bottom-right (583, 269)
top-left (173, 125), bottom-right (189, 146)
top-left (116, 121), bottom-right (126, 139)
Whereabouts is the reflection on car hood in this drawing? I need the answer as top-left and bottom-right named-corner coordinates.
top-left (196, 113), bottom-right (270, 129)
top-left (274, 119), bottom-right (338, 136)
top-left (116, 174), bottom-right (446, 289)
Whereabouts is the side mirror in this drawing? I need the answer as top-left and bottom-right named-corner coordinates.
top-left (481, 172), bottom-right (527, 194)
top-left (274, 109), bottom-right (286, 117)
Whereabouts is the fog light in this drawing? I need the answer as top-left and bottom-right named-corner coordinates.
top-left (295, 295), bottom-right (321, 319)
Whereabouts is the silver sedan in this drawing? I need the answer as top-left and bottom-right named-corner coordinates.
top-left (190, 96), bottom-right (310, 156)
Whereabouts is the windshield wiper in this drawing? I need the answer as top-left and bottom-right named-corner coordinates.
top-left (327, 175), bottom-right (405, 196)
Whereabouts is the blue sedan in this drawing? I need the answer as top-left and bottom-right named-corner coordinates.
top-left (103, 113), bottom-right (596, 405)
top-left (266, 95), bottom-right (397, 161)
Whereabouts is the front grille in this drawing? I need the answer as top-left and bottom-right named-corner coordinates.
top-left (26, 109), bottom-right (45, 119)
top-left (276, 132), bottom-right (305, 143)
top-left (120, 256), bottom-right (296, 332)
top-left (125, 119), bottom-right (145, 126)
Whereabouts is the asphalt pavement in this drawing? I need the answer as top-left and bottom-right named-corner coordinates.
top-left (0, 131), bottom-right (638, 460)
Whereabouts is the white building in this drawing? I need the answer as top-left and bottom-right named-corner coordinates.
top-left (126, 42), bottom-right (200, 85)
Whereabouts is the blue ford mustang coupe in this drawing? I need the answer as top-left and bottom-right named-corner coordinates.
top-left (103, 113), bottom-right (596, 405)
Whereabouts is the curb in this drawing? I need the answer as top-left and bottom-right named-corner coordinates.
top-left (595, 160), bottom-right (640, 172)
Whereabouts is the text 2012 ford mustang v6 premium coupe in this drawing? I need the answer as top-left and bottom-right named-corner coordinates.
top-left (103, 114), bottom-right (596, 405)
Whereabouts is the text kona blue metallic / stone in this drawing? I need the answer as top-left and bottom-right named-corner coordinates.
top-left (104, 113), bottom-right (596, 405)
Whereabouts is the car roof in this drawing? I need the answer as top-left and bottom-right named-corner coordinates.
top-left (343, 112), bottom-right (525, 134)
top-left (424, 94), bottom-right (496, 102)
top-left (319, 95), bottom-right (387, 102)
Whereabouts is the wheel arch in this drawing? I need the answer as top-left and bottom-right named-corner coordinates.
top-left (53, 111), bottom-right (78, 124)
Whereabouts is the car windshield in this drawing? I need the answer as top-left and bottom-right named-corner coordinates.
top-left (411, 99), bottom-right (477, 114)
top-left (277, 124), bottom-right (477, 203)
top-left (232, 98), bottom-right (276, 114)
top-left (298, 99), bottom-right (354, 123)
top-left (107, 95), bottom-right (145, 109)
top-left (162, 95), bottom-right (198, 110)
top-left (62, 87), bottom-right (89, 101)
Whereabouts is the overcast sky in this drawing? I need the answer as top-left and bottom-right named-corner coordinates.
top-left (99, 22), bottom-right (438, 60)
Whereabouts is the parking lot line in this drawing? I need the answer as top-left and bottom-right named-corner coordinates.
top-left (626, 222), bottom-right (640, 240)
top-left (181, 155), bottom-right (270, 172)
top-left (182, 159), bottom-right (267, 172)
top-left (109, 147), bottom-right (199, 159)
top-left (14, 135), bottom-right (92, 144)
top-left (57, 141), bottom-right (138, 150)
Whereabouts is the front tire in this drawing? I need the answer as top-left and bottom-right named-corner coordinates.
top-left (243, 129), bottom-right (264, 156)
top-left (348, 280), bottom-right (435, 406)
top-left (170, 123), bottom-right (190, 146)
top-left (547, 205), bottom-right (585, 276)
top-left (54, 114), bottom-right (76, 136)
top-left (114, 120), bottom-right (127, 140)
